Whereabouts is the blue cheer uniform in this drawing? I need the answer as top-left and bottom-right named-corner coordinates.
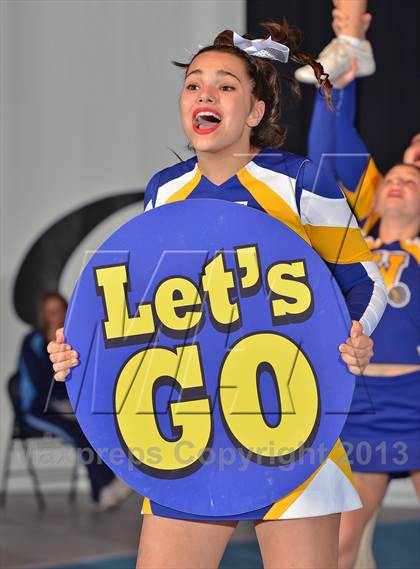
top-left (139, 146), bottom-right (387, 520)
top-left (308, 82), bottom-right (420, 475)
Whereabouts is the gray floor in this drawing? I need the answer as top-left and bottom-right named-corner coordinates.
top-left (1, 491), bottom-right (420, 569)
top-left (0, 492), bottom-right (257, 569)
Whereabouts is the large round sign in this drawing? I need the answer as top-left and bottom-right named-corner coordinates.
top-left (64, 199), bottom-right (354, 517)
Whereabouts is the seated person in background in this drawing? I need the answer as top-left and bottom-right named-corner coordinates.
top-left (17, 290), bottom-right (131, 510)
top-left (306, 11), bottom-right (420, 568)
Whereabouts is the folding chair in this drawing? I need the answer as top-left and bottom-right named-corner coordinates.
top-left (0, 372), bottom-right (79, 511)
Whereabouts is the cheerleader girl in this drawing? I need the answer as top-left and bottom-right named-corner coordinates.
top-left (307, 58), bottom-right (420, 569)
top-left (47, 21), bottom-right (387, 569)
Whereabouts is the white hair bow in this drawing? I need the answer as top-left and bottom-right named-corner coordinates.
top-left (233, 32), bottom-right (289, 63)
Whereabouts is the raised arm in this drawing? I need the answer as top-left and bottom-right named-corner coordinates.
top-left (296, 159), bottom-right (387, 340)
top-left (308, 78), bottom-right (381, 227)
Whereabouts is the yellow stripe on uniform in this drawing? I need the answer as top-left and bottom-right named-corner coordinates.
top-left (303, 225), bottom-right (373, 264)
top-left (264, 439), bottom-right (356, 520)
top-left (164, 168), bottom-right (202, 204)
top-left (342, 158), bottom-right (381, 223)
top-left (365, 236), bottom-right (382, 251)
top-left (263, 464), bottom-right (320, 520)
top-left (328, 439), bottom-right (357, 490)
top-left (141, 497), bottom-right (152, 514)
top-left (237, 167), bottom-right (311, 244)
top-left (400, 239), bottom-right (420, 265)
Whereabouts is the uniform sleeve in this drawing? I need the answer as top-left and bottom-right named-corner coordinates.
top-left (308, 82), bottom-right (381, 227)
top-left (18, 334), bottom-right (50, 413)
top-left (143, 172), bottom-right (161, 212)
top-left (307, 85), bottom-right (337, 168)
top-left (296, 159), bottom-right (387, 336)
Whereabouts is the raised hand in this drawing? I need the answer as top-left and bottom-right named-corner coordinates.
top-left (339, 320), bottom-right (374, 375)
top-left (47, 327), bottom-right (79, 381)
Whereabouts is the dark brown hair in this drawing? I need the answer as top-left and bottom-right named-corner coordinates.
top-left (173, 20), bottom-right (332, 149)
top-left (37, 290), bottom-right (68, 334)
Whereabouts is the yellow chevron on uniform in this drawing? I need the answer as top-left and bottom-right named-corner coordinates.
top-left (237, 164), bottom-right (311, 244)
top-left (303, 225), bottom-right (373, 264)
top-left (298, 186), bottom-right (373, 264)
top-left (400, 238), bottom-right (420, 265)
top-left (153, 164), bottom-right (201, 207)
top-left (240, 161), bottom-right (372, 264)
top-left (164, 167), bottom-right (202, 205)
top-left (342, 158), bottom-right (381, 223)
top-left (141, 440), bottom-right (359, 519)
top-left (263, 439), bottom-right (358, 520)
top-left (141, 497), bottom-right (152, 514)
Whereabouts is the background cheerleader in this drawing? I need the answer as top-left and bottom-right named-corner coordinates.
top-left (304, 15), bottom-right (420, 568)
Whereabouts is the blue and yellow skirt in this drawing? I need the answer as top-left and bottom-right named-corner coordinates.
top-left (141, 440), bottom-right (361, 520)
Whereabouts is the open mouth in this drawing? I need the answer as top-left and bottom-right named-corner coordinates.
top-left (192, 109), bottom-right (222, 134)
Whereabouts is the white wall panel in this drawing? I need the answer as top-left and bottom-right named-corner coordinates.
top-left (0, 0), bottom-right (245, 486)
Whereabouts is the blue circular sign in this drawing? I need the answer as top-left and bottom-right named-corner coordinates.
top-left (65, 199), bottom-right (354, 516)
